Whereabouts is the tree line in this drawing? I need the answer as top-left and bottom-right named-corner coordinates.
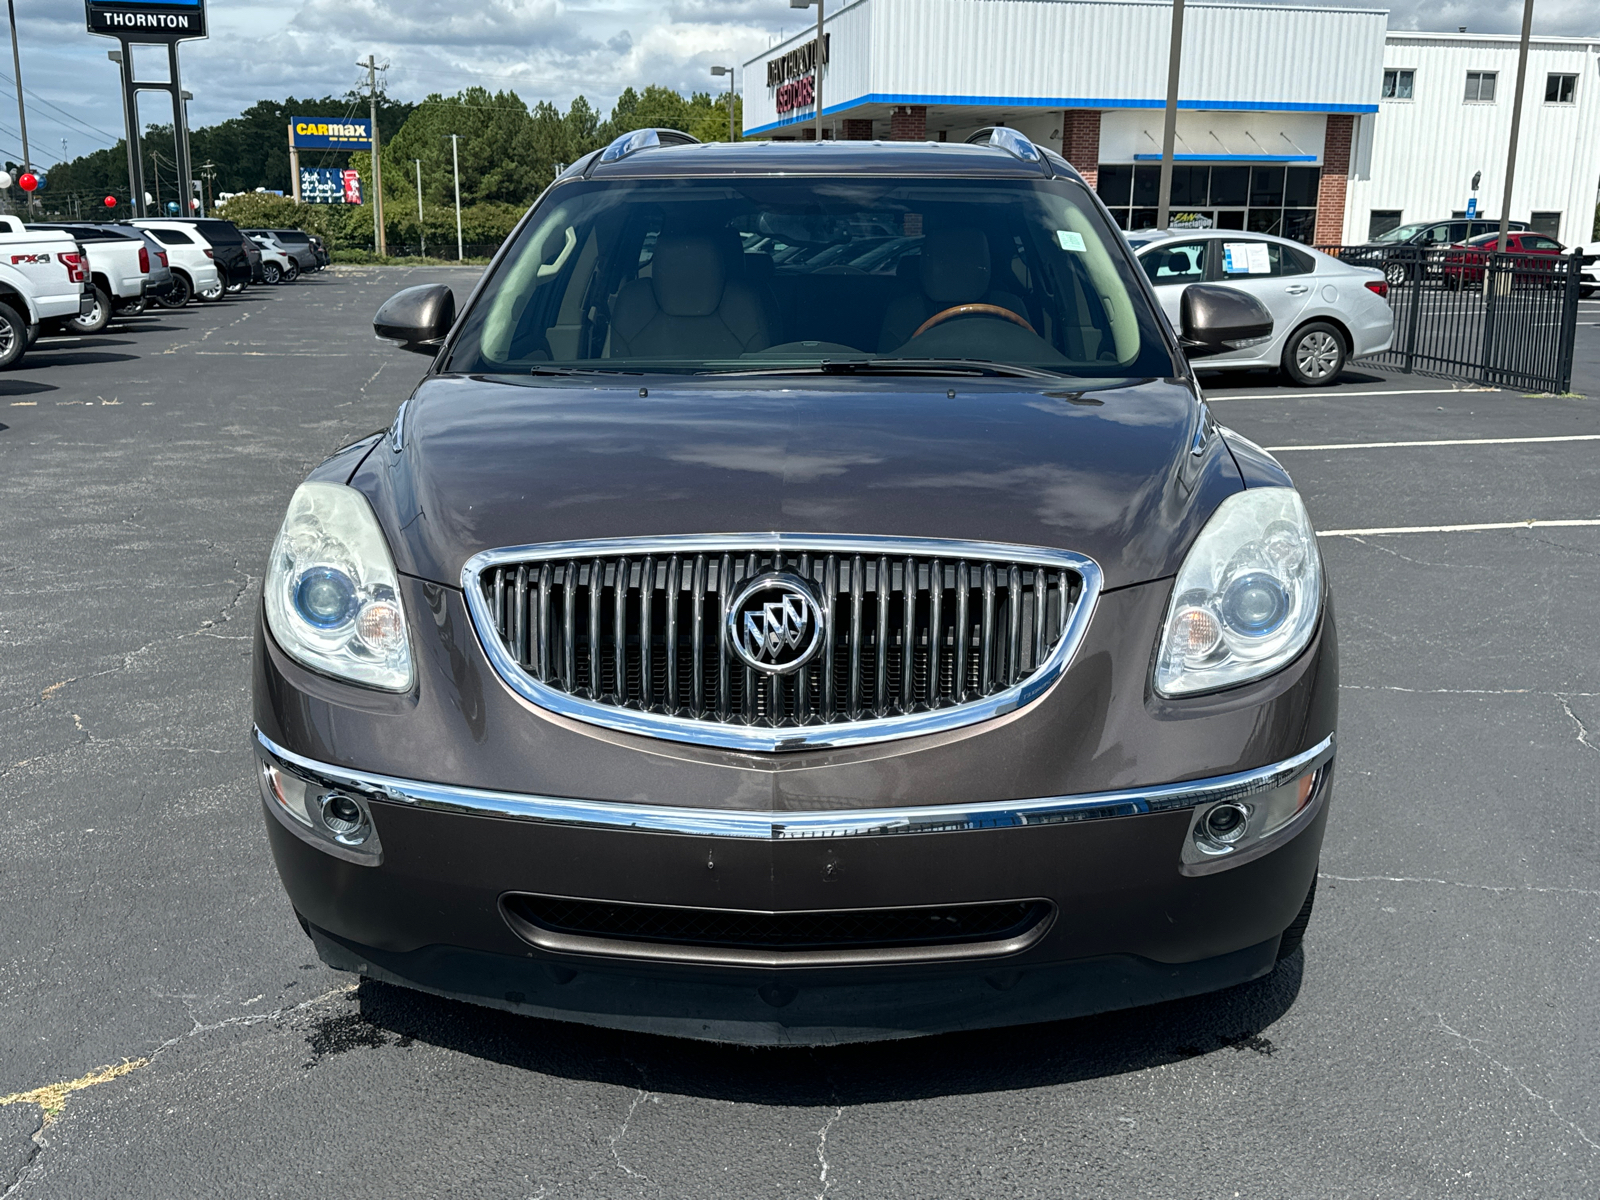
top-left (15, 84), bottom-right (744, 254)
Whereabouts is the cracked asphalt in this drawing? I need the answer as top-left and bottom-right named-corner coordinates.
top-left (1, 271), bottom-right (1597, 1198)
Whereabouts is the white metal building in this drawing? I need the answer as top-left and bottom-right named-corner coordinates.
top-left (741, 0), bottom-right (1600, 247)
top-left (1348, 31), bottom-right (1600, 245)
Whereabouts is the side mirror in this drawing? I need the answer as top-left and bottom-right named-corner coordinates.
top-left (374, 284), bottom-right (455, 355)
top-left (1178, 284), bottom-right (1273, 359)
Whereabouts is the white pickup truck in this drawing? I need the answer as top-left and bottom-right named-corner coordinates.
top-left (2, 216), bottom-right (147, 335)
top-left (0, 220), bottom-right (93, 368)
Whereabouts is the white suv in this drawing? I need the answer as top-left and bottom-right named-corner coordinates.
top-left (128, 220), bottom-right (222, 307)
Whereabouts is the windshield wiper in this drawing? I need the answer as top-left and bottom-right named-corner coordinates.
top-left (706, 358), bottom-right (1071, 381)
top-left (527, 364), bottom-right (644, 377)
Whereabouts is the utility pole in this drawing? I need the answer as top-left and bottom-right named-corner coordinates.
top-left (6, 0), bottom-right (32, 212)
top-left (359, 55), bottom-right (387, 255)
top-left (414, 158), bottom-right (424, 258)
top-left (1156, 0), bottom-right (1185, 230)
top-left (1496, 0), bottom-right (1534, 253)
top-left (198, 160), bottom-right (215, 213)
top-left (450, 133), bottom-right (462, 260)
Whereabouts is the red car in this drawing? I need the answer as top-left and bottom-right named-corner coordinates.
top-left (1442, 230), bottom-right (1566, 289)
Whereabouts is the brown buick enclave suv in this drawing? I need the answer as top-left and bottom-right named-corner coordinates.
top-left (253, 128), bottom-right (1335, 1044)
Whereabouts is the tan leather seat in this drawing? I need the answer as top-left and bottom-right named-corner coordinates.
top-left (877, 228), bottom-right (1028, 352)
top-left (610, 234), bottom-right (772, 358)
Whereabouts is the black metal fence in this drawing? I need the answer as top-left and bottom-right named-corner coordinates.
top-left (1318, 244), bottom-right (1586, 393)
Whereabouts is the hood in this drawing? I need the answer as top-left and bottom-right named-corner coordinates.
top-left (352, 373), bottom-right (1244, 592)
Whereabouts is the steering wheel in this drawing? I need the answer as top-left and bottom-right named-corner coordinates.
top-left (913, 303), bottom-right (1037, 339)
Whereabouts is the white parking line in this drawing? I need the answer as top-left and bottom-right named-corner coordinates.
top-left (1320, 518), bottom-right (1600, 536)
top-left (1205, 386), bottom-right (1498, 401)
top-left (1267, 433), bottom-right (1600, 451)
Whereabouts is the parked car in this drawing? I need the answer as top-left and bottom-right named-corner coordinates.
top-left (126, 219), bottom-right (221, 307)
top-left (249, 234), bottom-right (298, 284)
top-left (1356, 218), bottom-right (1530, 286)
top-left (254, 131), bottom-right (1335, 1046)
top-left (0, 223), bottom-right (92, 367)
top-left (245, 228), bottom-right (318, 275)
top-left (134, 217), bottom-right (251, 297)
top-left (1440, 230), bottom-right (1567, 289)
top-left (130, 230), bottom-right (175, 313)
top-left (1577, 243), bottom-right (1599, 298)
top-left (20, 221), bottom-right (148, 334)
top-left (1128, 228), bottom-right (1393, 386)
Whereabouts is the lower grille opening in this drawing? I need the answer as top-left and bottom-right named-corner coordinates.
top-left (504, 895), bottom-right (1051, 953)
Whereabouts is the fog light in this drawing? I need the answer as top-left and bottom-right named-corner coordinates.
top-left (1202, 801), bottom-right (1250, 845)
top-left (319, 792), bottom-right (368, 842)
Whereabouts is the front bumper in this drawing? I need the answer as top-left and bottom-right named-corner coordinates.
top-left (255, 725), bottom-right (1333, 1044)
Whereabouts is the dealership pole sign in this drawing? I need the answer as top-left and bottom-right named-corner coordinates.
top-left (85, 0), bottom-right (206, 40)
top-left (87, 0), bottom-right (206, 221)
top-left (288, 118), bottom-right (373, 203)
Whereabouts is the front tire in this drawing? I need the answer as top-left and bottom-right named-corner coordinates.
top-left (262, 262), bottom-right (282, 284)
top-left (66, 286), bottom-right (112, 336)
top-left (1383, 260), bottom-right (1408, 288)
top-left (0, 303), bottom-right (30, 369)
top-left (1282, 321), bottom-right (1347, 387)
top-left (196, 275), bottom-right (225, 302)
top-left (1276, 875), bottom-right (1317, 961)
top-left (283, 260), bottom-right (299, 282)
top-left (157, 272), bottom-right (193, 308)
top-left (116, 295), bottom-right (148, 317)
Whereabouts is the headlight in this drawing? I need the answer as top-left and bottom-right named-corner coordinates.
top-left (263, 482), bottom-right (413, 691)
top-left (1155, 488), bottom-right (1322, 697)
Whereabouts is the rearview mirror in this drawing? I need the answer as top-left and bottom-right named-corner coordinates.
top-left (374, 284), bottom-right (455, 356)
top-left (1178, 284), bottom-right (1273, 359)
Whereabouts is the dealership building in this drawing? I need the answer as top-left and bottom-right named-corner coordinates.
top-left (741, 0), bottom-right (1600, 247)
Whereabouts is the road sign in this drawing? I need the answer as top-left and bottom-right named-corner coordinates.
top-left (85, 0), bottom-right (207, 41)
top-left (1466, 197), bottom-right (1478, 219)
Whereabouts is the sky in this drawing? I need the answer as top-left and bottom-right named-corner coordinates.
top-left (4, 0), bottom-right (1597, 170)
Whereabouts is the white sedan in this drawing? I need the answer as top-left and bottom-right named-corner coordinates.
top-left (1127, 229), bottom-right (1393, 386)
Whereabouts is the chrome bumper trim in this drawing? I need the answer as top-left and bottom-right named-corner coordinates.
top-left (459, 534), bottom-right (1103, 753)
top-left (253, 728), bottom-right (1334, 842)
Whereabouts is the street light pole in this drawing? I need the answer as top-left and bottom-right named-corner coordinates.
top-left (1156, 0), bottom-right (1185, 231)
top-left (450, 133), bottom-right (463, 260)
top-left (790, 0), bottom-right (825, 142)
top-left (6, 0), bottom-right (33, 212)
top-left (711, 65), bottom-right (736, 142)
top-left (414, 158), bottom-right (425, 259)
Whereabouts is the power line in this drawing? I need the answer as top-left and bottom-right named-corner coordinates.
top-left (0, 67), bottom-right (121, 144)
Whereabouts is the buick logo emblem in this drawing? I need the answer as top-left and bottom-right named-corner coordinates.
top-left (726, 573), bottom-right (825, 675)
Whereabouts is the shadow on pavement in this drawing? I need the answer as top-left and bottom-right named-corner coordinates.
top-left (349, 951), bottom-right (1303, 1102)
top-left (1199, 366), bottom-right (1390, 392)
top-left (0, 379), bottom-right (55, 396)
top-left (19, 350), bottom-right (139, 368)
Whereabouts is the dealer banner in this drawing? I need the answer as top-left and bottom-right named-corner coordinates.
top-left (299, 167), bottom-right (345, 204)
top-left (290, 118), bottom-right (374, 151)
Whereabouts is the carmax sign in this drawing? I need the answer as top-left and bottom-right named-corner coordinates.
top-left (291, 118), bottom-right (374, 150)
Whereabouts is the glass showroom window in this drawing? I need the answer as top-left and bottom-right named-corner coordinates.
top-left (1096, 163), bottom-right (1320, 243)
top-left (1382, 69), bottom-right (1414, 99)
top-left (1464, 71), bottom-right (1497, 103)
top-left (1544, 73), bottom-right (1576, 104)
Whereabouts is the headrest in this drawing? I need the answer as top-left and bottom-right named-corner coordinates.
top-left (920, 228), bottom-right (990, 304)
top-left (650, 235), bottom-right (726, 317)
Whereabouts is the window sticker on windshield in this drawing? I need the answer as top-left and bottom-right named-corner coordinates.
top-left (1223, 242), bottom-right (1271, 275)
top-left (1056, 230), bottom-right (1086, 252)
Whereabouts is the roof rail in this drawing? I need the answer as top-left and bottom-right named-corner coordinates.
top-left (589, 127), bottom-right (702, 172)
top-left (964, 126), bottom-right (1050, 173)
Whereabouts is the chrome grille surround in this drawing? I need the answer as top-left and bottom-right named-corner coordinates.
top-left (460, 534), bottom-right (1103, 752)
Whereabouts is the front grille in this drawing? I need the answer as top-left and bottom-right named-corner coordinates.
top-left (505, 895), bottom-right (1051, 952)
top-left (472, 541), bottom-right (1085, 731)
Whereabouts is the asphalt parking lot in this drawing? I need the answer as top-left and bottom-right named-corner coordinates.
top-left (1, 271), bottom-right (1597, 1198)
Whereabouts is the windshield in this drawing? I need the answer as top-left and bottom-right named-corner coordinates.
top-left (446, 176), bottom-right (1173, 379)
top-left (1372, 222), bottom-right (1429, 244)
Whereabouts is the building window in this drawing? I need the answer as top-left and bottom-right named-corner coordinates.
top-left (1544, 73), bottom-right (1576, 104)
top-left (1529, 212), bottom-right (1561, 238)
top-left (1369, 210), bottom-right (1403, 239)
top-left (1095, 164), bottom-right (1321, 243)
top-left (1382, 69), bottom-right (1414, 99)
top-left (1464, 71), bottom-right (1497, 103)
